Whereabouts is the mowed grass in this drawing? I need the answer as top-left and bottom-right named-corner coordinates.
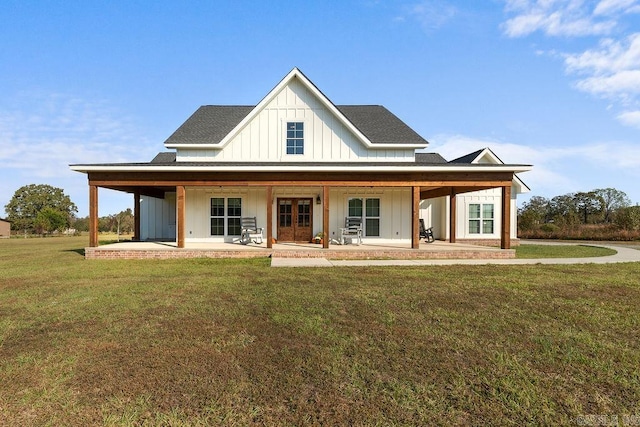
top-left (1, 237), bottom-right (639, 426)
top-left (515, 244), bottom-right (617, 259)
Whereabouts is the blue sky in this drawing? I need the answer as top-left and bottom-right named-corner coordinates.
top-left (2, 0), bottom-right (640, 217)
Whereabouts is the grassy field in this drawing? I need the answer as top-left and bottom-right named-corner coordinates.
top-left (0, 237), bottom-right (639, 426)
top-left (515, 244), bottom-right (617, 259)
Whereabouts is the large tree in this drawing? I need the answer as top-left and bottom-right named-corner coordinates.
top-left (4, 184), bottom-right (78, 233)
top-left (593, 188), bottom-right (631, 223)
top-left (517, 196), bottom-right (550, 230)
top-left (573, 191), bottom-right (604, 224)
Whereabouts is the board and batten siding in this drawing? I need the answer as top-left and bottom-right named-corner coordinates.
top-left (454, 187), bottom-right (518, 240)
top-left (329, 188), bottom-right (413, 243)
top-left (140, 193), bottom-right (176, 241)
top-left (176, 78), bottom-right (416, 163)
top-left (142, 186), bottom-right (415, 243)
top-left (185, 187), bottom-right (267, 243)
top-left (419, 197), bottom-right (446, 240)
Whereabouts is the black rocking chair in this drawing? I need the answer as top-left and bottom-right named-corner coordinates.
top-left (419, 219), bottom-right (435, 243)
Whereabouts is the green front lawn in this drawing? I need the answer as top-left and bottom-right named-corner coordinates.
top-left (515, 244), bottom-right (617, 258)
top-left (1, 236), bottom-right (639, 425)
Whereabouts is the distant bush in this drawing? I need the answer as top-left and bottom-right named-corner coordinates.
top-left (519, 223), bottom-right (640, 241)
top-left (539, 223), bottom-right (559, 233)
top-left (614, 206), bottom-right (640, 231)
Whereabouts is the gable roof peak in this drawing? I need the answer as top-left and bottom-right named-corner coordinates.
top-left (164, 68), bottom-right (428, 150)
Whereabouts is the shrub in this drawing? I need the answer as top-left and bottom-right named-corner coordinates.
top-left (614, 206), bottom-right (640, 231)
top-left (539, 223), bottom-right (559, 233)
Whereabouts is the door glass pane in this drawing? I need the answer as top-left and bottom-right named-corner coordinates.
top-left (279, 201), bottom-right (292, 227)
top-left (298, 200), bottom-right (310, 227)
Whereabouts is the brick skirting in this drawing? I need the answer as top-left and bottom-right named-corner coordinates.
top-left (456, 238), bottom-right (521, 247)
top-left (85, 247), bottom-right (516, 260)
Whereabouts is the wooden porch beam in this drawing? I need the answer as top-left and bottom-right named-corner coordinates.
top-left (176, 185), bottom-right (185, 248)
top-left (421, 185), bottom-right (504, 200)
top-left (412, 186), bottom-right (420, 249)
top-left (501, 185), bottom-right (511, 250)
top-left (90, 179), bottom-right (514, 188)
top-left (449, 188), bottom-right (456, 244)
top-left (266, 186), bottom-right (273, 249)
top-left (89, 185), bottom-right (98, 248)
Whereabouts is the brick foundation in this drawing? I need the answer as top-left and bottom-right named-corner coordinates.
top-left (455, 238), bottom-right (521, 247)
top-left (84, 247), bottom-right (516, 260)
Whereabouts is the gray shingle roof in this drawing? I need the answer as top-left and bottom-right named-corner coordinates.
top-left (415, 152), bottom-right (447, 164)
top-left (150, 151), bottom-right (448, 166)
top-left (164, 106), bottom-right (254, 146)
top-left (336, 105), bottom-right (428, 145)
top-left (151, 152), bottom-right (177, 163)
top-left (448, 149), bottom-right (484, 164)
top-left (163, 105), bottom-right (429, 146)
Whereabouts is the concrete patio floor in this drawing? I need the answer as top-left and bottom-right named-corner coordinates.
top-left (84, 239), bottom-right (515, 260)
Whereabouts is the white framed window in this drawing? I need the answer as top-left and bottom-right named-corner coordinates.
top-left (286, 122), bottom-right (304, 155)
top-left (210, 197), bottom-right (242, 236)
top-left (469, 203), bottom-right (494, 234)
top-left (348, 197), bottom-right (380, 237)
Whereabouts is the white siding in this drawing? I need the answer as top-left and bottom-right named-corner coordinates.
top-left (420, 197), bottom-right (445, 240)
top-left (176, 78), bottom-right (416, 163)
top-left (140, 193), bottom-right (176, 241)
top-left (329, 188), bottom-right (412, 243)
top-left (453, 187), bottom-right (518, 240)
top-left (185, 187), bottom-right (266, 243)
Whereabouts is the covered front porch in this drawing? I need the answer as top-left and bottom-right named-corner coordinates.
top-left (84, 239), bottom-right (515, 260)
top-left (84, 168), bottom-right (517, 255)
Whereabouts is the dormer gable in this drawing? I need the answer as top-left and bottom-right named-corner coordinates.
top-left (451, 147), bottom-right (530, 193)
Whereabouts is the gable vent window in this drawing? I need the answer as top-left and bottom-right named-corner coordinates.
top-left (286, 122), bottom-right (304, 155)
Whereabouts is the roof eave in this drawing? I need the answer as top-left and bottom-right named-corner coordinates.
top-left (165, 142), bottom-right (429, 150)
top-left (70, 164), bottom-right (532, 174)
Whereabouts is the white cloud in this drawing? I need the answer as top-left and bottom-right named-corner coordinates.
top-left (616, 109), bottom-right (640, 126)
top-left (594, 0), bottom-right (640, 15)
top-left (502, 0), bottom-right (620, 37)
top-left (428, 133), bottom-right (640, 202)
top-left (397, 0), bottom-right (457, 31)
top-left (0, 92), bottom-right (158, 216)
top-left (502, 1), bottom-right (640, 128)
top-left (0, 92), bottom-right (156, 176)
top-left (564, 34), bottom-right (640, 99)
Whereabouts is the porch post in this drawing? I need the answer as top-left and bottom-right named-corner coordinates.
top-left (89, 185), bottom-right (98, 248)
top-left (449, 188), bottom-right (457, 243)
top-left (412, 186), bottom-right (420, 249)
top-left (176, 185), bottom-right (185, 248)
top-left (133, 191), bottom-right (140, 241)
top-left (266, 186), bottom-right (273, 249)
top-left (323, 185), bottom-right (330, 249)
top-left (501, 185), bottom-right (511, 250)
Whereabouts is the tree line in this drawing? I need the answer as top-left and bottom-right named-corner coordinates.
top-left (4, 184), bottom-right (134, 236)
top-left (518, 187), bottom-right (640, 232)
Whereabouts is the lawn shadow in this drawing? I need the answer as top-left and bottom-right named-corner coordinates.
top-left (66, 248), bottom-right (86, 256)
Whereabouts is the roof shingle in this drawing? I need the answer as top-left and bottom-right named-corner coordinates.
top-left (163, 105), bottom-right (429, 146)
